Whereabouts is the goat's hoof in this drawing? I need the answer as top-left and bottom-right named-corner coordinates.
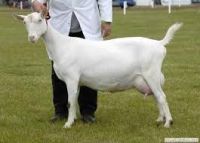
top-left (164, 120), bottom-right (173, 128)
top-left (156, 117), bottom-right (165, 123)
top-left (170, 120), bottom-right (173, 125)
top-left (63, 122), bottom-right (71, 129)
top-left (156, 116), bottom-right (165, 126)
top-left (164, 123), bottom-right (170, 128)
top-left (156, 121), bottom-right (162, 127)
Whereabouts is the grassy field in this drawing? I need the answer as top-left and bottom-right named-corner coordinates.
top-left (0, 6), bottom-right (200, 143)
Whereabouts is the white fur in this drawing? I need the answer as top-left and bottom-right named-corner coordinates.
top-left (16, 12), bottom-right (182, 128)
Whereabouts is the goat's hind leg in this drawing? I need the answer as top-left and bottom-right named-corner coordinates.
top-left (156, 73), bottom-right (166, 125)
top-left (156, 102), bottom-right (165, 126)
top-left (63, 80), bottom-right (79, 128)
top-left (144, 73), bottom-right (173, 128)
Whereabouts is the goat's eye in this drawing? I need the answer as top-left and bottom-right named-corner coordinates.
top-left (38, 19), bottom-right (42, 23)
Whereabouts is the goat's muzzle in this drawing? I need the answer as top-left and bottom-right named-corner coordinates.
top-left (28, 35), bottom-right (37, 43)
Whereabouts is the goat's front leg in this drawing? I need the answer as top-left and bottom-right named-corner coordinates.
top-left (63, 80), bottom-right (79, 129)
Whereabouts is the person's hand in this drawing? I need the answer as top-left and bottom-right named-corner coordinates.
top-left (101, 22), bottom-right (112, 38)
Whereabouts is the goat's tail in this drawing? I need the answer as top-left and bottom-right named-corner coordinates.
top-left (160, 22), bottom-right (183, 46)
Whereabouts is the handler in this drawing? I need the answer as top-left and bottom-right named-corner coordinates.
top-left (31, 0), bottom-right (112, 123)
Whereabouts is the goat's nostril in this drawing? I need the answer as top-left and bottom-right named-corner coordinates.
top-left (29, 35), bottom-right (36, 41)
top-left (30, 36), bottom-right (35, 39)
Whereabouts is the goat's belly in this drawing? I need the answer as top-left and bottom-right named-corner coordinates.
top-left (80, 79), bottom-right (133, 92)
top-left (80, 75), bottom-right (152, 95)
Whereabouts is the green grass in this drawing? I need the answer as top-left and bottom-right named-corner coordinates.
top-left (0, 6), bottom-right (200, 143)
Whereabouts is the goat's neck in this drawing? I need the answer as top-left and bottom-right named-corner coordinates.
top-left (42, 24), bottom-right (70, 63)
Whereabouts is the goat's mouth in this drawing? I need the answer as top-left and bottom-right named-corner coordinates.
top-left (29, 39), bottom-right (37, 43)
top-left (28, 37), bottom-right (38, 43)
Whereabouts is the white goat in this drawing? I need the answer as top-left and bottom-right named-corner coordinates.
top-left (15, 12), bottom-right (182, 129)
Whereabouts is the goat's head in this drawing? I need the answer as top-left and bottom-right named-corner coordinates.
top-left (15, 11), bottom-right (47, 43)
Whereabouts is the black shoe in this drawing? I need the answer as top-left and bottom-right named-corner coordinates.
top-left (82, 114), bottom-right (96, 123)
top-left (50, 114), bottom-right (67, 123)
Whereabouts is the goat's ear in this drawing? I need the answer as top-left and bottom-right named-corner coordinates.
top-left (13, 14), bottom-right (25, 21)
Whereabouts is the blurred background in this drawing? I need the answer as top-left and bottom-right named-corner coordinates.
top-left (0, 0), bottom-right (200, 9)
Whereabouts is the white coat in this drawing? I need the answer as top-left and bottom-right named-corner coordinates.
top-left (16, 12), bottom-right (182, 128)
top-left (34, 0), bottom-right (112, 40)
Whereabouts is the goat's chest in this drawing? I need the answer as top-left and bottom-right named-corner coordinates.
top-left (53, 63), bottom-right (64, 80)
top-left (53, 62), bottom-right (79, 82)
